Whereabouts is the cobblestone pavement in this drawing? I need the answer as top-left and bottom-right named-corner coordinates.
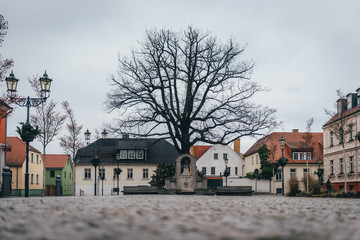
top-left (0, 195), bottom-right (359, 240)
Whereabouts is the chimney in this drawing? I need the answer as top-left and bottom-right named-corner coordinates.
top-left (122, 133), bottom-right (129, 139)
top-left (234, 139), bottom-right (240, 155)
top-left (337, 98), bottom-right (347, 116)
top-left (292, 129), bottom-right (299, 133)
top-left (356, 88), bottom-right (360, 106)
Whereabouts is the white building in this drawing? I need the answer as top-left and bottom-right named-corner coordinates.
top-left (194, 140), bottom-right (245, 179)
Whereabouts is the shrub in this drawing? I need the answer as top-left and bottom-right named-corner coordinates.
top-left (302, 175), bottom-right (321, 194)
top-left (287, 177), bottom-right (299, 196)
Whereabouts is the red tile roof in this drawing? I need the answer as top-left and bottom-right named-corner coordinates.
top-left (6, 137), bottom-right (41, 166)
top-left (191, 145), bottom-right (211, 159)
top-left (243, 131), bottom-right (323, 164)
top-left (44, 154), bottom-right (70, 169)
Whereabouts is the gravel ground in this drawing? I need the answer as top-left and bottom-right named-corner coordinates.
top-left (0, 195), bottom-right (359, 240)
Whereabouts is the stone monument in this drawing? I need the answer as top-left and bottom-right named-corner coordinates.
top-left (165, 154), bottom-right (207, 194)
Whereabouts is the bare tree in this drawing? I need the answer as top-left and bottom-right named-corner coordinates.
top-left (325, 89), bottom-right (353, 192)
top-left (59, 101), bottom-right (85, 160)
top-left (0, 14), bottom-right (14, 117)
top-left (302, 117), bottom-right (314, 192)
top-left (28, 76), bottom-right (67, 196)
top-left (106, 26), bottom-right (280, 154)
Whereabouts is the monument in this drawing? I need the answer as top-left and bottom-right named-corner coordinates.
top-left (165, 154), bottom-right (207, 194)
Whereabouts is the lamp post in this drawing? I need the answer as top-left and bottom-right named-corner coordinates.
top-left (224, 158), bottom-right (229, 186)
top-left (316, 157), bottom-right (323, 185)
top-left (84, 128), bottom-right (108, 196)
top-left (5, 71), bottom-right (52, 198)
top-left (279, 136), bottom-right (286, 196)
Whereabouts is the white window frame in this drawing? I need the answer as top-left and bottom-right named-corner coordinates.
top-left (127, 168), bottom-right (133, 179)
top-left (290, 169), bottom-right (296, 178)
top-left (120, 150), bottom-right (127, 159)
top-left (214, 153), bottom-right (218, 160)
top-left (275, 172), bottom-right (282, 181)
top-left (235, 167), bottom-right (238, 175)
top-left (99, 168), bottom-right (106, 179)
top-left (202, 167), bottom-right (206, 175)
top-left (223, 153), bottom-right (228, 160)
top-left (143, 168), bottom-right (149, 179)
top-left (84, 168), bottom-right (91, 179)
top-left (128, 150), bottom-right (135, 159)
top-left (136, 150), bottom-right (143, 159)
top-left (211, 167), bottom-right (215, 175)
top-left (350, 156), bottom-right (354, 172)
top-left (330, 160), bottom-right (334, 175)
top-left (340, 158), bottom-right (344, 173)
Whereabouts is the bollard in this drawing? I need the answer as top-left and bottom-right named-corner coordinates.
top-left (2, 166), bottom-right (12, 198)
top-left (55, 175), bottom-right (62, 196)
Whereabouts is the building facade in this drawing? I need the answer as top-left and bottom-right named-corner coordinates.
top-left (323, 87), bottom-right (360, 192)
top-left (244, 130), bottom-right (323, 194)
top-left (194, 140), bottom-right (244, 179)
top-left (6, 137), bottom-right (44, 196)
top-left (74, 137), bottom-right (178, 196)
top-left (45, 154), bottom-right (73, 196)
top-left (0, 100), bottom-right (11, 187)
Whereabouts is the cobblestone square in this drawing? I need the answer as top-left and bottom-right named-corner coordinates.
top-left (0, 195), bottom-right (359, 240)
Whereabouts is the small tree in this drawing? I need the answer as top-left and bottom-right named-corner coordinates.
top-left (16, 122), bottom-right (40, 142)
top-left (29, 75), bottom-right (67, 196)
top-left (149, 163), bottom-right (175, 188)
top-left (287, 177), bottom-right (299, 196)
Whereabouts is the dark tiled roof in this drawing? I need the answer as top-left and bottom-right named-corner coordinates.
top-left (75, 138), bottom-right (179, 165)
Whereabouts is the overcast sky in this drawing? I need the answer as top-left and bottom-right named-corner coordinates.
top-left (1, 0), bottom-right (359, 154)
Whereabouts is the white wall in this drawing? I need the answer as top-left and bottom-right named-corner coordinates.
top-left (226, 177), bottom-right (270, 192)
top-left (196, 144), bottom-right (244, 177)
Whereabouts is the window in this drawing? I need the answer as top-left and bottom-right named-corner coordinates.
top-left (120, 150), bottom-right (127, 159)
top-left (31, 174), bottom-right (34, 184)
top-left (252, 157), bottom-right (254, 165)
top-left (70, 173), bottom-right (72, 179)
top-left (202, 167), bottom-right (206, 175)
top-left (235, 167), bottom-right (238, 175)
top-left (290, 169), bottom-right (296, 178)
top-left (31, 153), bottom-right (34, 162)
top-left (36, 155), bottom-right (39, 164)
top-left (349, 124), bottom-right (353, 141)
top-left (303, 168), bottom-right (309, 177)
top-left (330, 160), bottom-right (334, 175)
top-left (214, 153), bottom-right (218, 160)
top-left (350, 156), bottom-right (354, 173)
top-left (276, 188), bottom-right (282, 194)
top-left (64, 171), bottom-right (67, 179)
top-left (50, 170), bottom-right (55, 178)
top-left (84, 168), bottom-right (91, 179)
top-left (350, 185), bottom-right (354, 191)
top-left (36, 174), bottom-right (39, 184)
top-left (127, 168), bottom-right (133, 179)
top-left (211, 167), bottom-right (216, 175)
top-left (275, 172), bottom-right (282, 181)
top-left (330, 132), bottom-right (334, 146)
top-left (226, 167), bottom-right (231, 175)
top-left (223, 153), bottom-right (228, 160)
top-left (99, 168), bottom-right (105, 179)
top-left (128, 150), bottom-right (135, 159)
top-left (340, 158), bottom-right (344, 174)
top-left (256, 155), bottom-right (258, 164)
top-left (136, 150), bottom-right (143, 159)
top-left (143, 168), bottom-right (149, 179)
top-left (292, 152), bottom-right (312, 160)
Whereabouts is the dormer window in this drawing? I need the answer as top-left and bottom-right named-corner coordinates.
top-left (347, 95), bottom-right (352, 109)
top-left (292, 152), bottom-right (312, 160)
top-left (136, 150), bottom-right (143, 159)
top-left (119, 150), bottom-right (127, 159)
top-left (128, 150), bottom-right (135, 159)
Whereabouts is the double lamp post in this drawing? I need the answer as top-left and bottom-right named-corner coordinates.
top-left (5, 71), bottom-right (52, 197)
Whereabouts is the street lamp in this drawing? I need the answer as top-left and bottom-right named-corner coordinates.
top-left (84, 129), bottom-right (91, 145)
top-left (279, 136), bottom-right (286, 196)
top-left (224, 158), bottom-right (229, 186)
top-left (85, 128), bottom-right (108, 196)
top-left (5, 71), bottom-right (52, 198)
top-left (315, 157), bottom-right (323, 185)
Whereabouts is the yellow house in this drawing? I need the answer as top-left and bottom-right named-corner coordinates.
top-left (6, 137), bottom-right (44, 196)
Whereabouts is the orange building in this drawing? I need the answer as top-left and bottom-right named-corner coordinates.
top-left (243, 130), bottom-right (323, 194)
top-left (0, 100), bottom-right (12, 186)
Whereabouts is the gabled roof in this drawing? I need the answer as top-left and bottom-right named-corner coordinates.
top-left (6, 137), bottom-right (41, 166)
top-left (44, 154), bottom-right (70, 169)
top-left (190, 145), bottom-right (211, 159)
top-left (243, 131), bottom-right (323, 164)
top-left (75, 138), bottom-right (179, 165)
